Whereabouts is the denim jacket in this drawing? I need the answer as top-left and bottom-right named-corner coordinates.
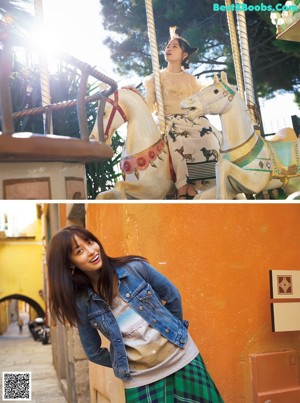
top-left (76, 260), bottom-right (189, 381)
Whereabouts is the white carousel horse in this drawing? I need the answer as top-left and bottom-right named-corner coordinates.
top-left (90, 88), bottom-right (220, 199)
top-left (181, 72), bottom-right (300, 199)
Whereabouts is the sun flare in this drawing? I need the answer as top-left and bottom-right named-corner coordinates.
top-left (28, 0), bottom-right (112, 70)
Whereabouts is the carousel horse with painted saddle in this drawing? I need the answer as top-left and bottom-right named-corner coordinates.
top-left (181, 72), bottom-right (300, 199)
top-left (90, 87), bottom-right (222, 199)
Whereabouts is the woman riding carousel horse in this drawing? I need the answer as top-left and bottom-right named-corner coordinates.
top-left (143, 27), bottom-right (221, 199)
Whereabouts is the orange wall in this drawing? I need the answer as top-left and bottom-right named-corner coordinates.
top-left (83, 203), bottom-right (300, 402)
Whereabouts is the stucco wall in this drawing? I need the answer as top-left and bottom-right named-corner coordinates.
top-left (85, 203), bottom-right (300, 402)
top-left (0, 215), bottom-right (44, 315)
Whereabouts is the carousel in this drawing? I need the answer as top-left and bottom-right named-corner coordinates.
top-left (0, 0), bottom-right (299, 200)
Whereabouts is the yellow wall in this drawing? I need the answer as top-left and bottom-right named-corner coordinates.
top-left (0, 211), bottom-right (45, 318)
top-left (0, 300), bottom-right (9, 335)
top-left (85, 203), bottom-right (300, 402)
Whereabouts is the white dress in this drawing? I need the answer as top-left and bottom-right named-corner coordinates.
top-left (144, 69), bottom-right (221, 189)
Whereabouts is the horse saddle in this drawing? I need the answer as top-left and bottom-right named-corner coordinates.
top-left (264, 139), bottom-right (300, 178)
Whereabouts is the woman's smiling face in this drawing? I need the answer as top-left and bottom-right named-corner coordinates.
top-left (164, 39), bottom-right (187, 63)
top-left (70, 235), bottom-right (102, 274)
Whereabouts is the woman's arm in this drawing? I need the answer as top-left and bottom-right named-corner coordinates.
top-left (141, 261), bottom-right (183, 321)
top-left (76, 307), bottom-right (112, 368)
top-left (143, 75), bottom-right (157, 113)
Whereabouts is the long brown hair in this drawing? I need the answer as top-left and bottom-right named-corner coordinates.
top-left (47, 225), bottom-right (144, 326)
top-left (177, 38), bottom-right (197, 69)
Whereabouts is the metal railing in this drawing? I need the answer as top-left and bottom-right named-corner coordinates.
top-left (0, 22), bottom-right (117, 142)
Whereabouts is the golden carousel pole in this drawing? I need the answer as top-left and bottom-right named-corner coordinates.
top-left (224, 0), bottom-right (245, 100)
top-left (144, 0), bottom-right (165, 135)
top-left (34, 0), bottom-right (53, 134)
top-left (234, 0), bottom-right (261, 133)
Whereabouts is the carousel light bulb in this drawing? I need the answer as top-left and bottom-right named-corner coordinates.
top-left (282, 10), bottom-right (289, 17)
top-left (270, 12), bottom-right (280, 20)
top-left (277, 17), bottom-right (285, 25)
top-left (285, 1), bottom-right (294, 6)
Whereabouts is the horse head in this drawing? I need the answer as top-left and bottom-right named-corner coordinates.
top-left (90, 89), bottom-right (128, 143)
top-left (90, 87), bottom-right (159, 147)
top-left (181, 72), bottom-right (237, 121)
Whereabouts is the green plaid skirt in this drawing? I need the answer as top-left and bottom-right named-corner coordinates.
top-left (125, 354), bottom-right (224, 403)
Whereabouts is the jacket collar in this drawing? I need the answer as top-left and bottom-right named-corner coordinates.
top-left (114, 266), bottom-right (129, 279)
top-left (86, 265), bottom-right (129, 300)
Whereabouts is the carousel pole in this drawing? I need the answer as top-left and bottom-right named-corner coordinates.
top-left (34, 0), bottom-right (53, 134)
top-left (235, 0), bottom-right (261, 132)
top-left (224, 0), bottom-right (245, 100)
top-left (144, 0), bottom-right (165, 135)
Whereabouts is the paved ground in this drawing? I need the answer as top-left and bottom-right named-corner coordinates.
top-left (0, 316), bottom-right (67, 403)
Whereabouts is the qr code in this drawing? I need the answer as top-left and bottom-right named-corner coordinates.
top-left (2, 372), bottom-right (31, 401)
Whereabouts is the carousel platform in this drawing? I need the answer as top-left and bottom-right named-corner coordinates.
top-left (0, 133), bottom-right (113, 199)
top-left (0, 132), bottom-right (113, 162)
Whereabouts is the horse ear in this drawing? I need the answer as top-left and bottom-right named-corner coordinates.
top-left (221, 71), bottom-right (228, 83)
top-left (213, 74), bottom-right (219, 84)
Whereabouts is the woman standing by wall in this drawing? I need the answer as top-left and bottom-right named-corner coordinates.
top-left (47, 225), bottom-right (224, 402)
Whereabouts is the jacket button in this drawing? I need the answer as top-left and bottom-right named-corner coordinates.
top-left (165, 328), bottom-right (170, 333)
top-left (180, 339), bottom-right (184, 344)
top-left (147, 291), bottom-right (152, 295)
top-left (152, 319), bottom-right (157, 323)
top-left (139, 306), bottom-right (143, 311)
top-left (126, 293), bottom-right (130, 298)
top-left (93, 322), bottom-right (97, 327)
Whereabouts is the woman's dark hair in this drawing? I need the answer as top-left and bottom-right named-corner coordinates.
top-left (47, 225), bottom-right (145, 326)
top-left (167, 27), bottom-right (198, 69)
top-left (177, 37), bottom-right (198, 69)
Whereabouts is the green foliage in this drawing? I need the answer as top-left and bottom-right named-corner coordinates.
top-left (9, 61), bottom-right (44, 133)
top-left (49, 66), bottom-right (96, 138)
top-left (295, 89), bottom-right (300, 108)
top-left (86, 132), bottom-right (124, 199)
top-left (7, 57), bottom-right (95, 137)
top-left (99, 0), bottom-right (300, 97)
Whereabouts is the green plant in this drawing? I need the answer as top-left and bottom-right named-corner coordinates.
top-left (86, 131), bottom-right (124, 199)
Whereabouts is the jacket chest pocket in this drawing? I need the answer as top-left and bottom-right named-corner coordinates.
top-left (135, 284), bottom-right (161, 311)
top-left (88, 309), bottom-right (115, 333)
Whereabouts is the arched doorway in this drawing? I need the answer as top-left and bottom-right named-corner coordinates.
top-left (0, 294), bottom-right (45, 318)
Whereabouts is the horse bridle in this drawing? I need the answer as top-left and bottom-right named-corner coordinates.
top-left (212, 81), bottom-right (236, 113)
top-left (97, 91), bottom-right (127, 142)
top-left (221, 81), bottom-right (235, 97)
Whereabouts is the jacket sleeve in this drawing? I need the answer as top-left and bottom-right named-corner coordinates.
top-left (141, 261), bottom-right (184, 321)
top-left (76, 304), bottom-right (112, 368)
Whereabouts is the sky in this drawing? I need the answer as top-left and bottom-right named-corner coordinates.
top-left (0, 201), bottom-right (37, 237)
top-left (39, 0), bottom-right (299, 134)
top-left (42, 0), bottom-right (131, 85)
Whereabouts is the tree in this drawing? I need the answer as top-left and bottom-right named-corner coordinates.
top-left (99, 0), bottom-right (300, 101)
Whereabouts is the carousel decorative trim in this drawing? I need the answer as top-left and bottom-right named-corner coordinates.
top-left (263, 139), bottom-right (300, 178)
top-left (221, 132), bottom-right (262, 164)
top-left (120, 139), bottom-right (167, 180)
top-left (270, 0), bottom-right (300, 36)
